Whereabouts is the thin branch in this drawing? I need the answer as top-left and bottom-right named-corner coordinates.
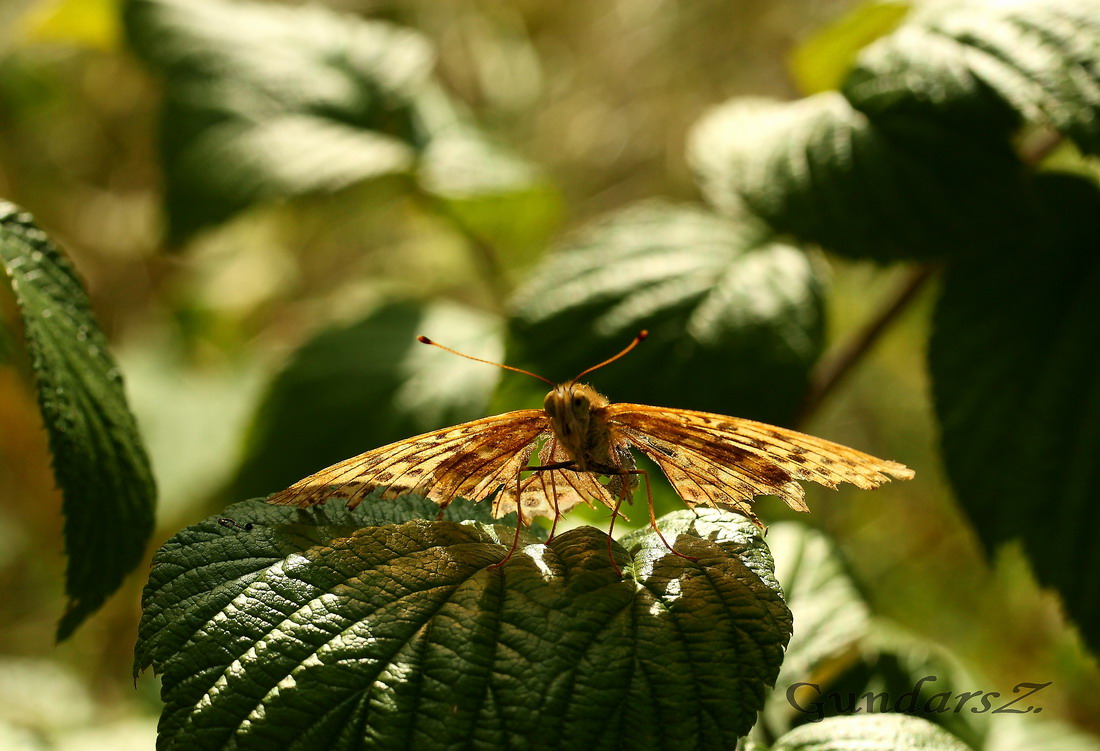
top-left (791, 127), bottom-right (1061, 427)
top-left (793, 264), bottom-right (937, 427)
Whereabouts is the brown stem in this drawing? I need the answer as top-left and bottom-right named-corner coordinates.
top-left (793, 264), bottom-right (937, 427)
top-left (792, 128), bottom-right (1060, 427)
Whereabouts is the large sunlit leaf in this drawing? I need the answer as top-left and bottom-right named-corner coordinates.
top-left (137, 500), bottom-right (791, 750)
top-left (845, 0), bottom-right (1100, 154)
top-left (688, 93), bottom-right (1034, 262)
top-left (0, 202), bottom-right (156, 639)
top-left (229, 300), bottom-right (504, 501)
top-left (929, 173), bottom-right (1100, 654)
top-left (771, 713), bottom-right (973, 751)
top-left (509, 201), bottom-right (824, 426)
top-left (123, 0), bottom-right (433, 241)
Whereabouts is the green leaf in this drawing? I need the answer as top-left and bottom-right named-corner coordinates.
top-left (845, 1), bottom-right (1100, 154)
top-left (791, 633), bottom-right (984, 746)
top-left (771, 713), bottom-right (974, 751)
top-left (418, 123), bottom-right (562, 271)
top-left (509, 201), bottom-right (824, 425)
top-left (229, 300), bottom-right (504, 501)
top-left (0, 202), bottom-right (156, 640)
top-left (757, 527), bottom-right (988, 747)
top-left (117, 341), bottom-right (264, 517)
top-left (137, 502), bottom-right (790, 750)
top-left (788, 1), bottom-right (911, 95)
top-left (761, 523), bottom-right (872, 736)
top-left (929, 173), bottom-right (1100, 654)
top-left (688, 93), bottom-right (1034, 262)
top-left (123, 0), bottom-right (433, 241)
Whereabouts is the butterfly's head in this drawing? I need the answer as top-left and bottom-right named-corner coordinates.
top-left (544, 382), bottom-right (609, 442)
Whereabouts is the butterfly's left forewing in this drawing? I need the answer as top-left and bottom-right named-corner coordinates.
top-left (606, 403), bottom-right (913, 524)
top-left (267, 409), bottom-right (551, 512)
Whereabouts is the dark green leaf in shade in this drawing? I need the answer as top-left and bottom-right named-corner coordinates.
top-left (688, 93), bottom-right (1035, 262)
top-left (759, 523), bottom-right (871, 737)
top-left (123, 0), bottom-right (433, 241)
top-left (929, 173), bottom-right (1100, 654)
top-left (845, 0), bottom-right (1100, 154)
top-left (229, 300), bottom-right (504, 501)
top-left (509, 201), bottom-right (824, 426)
top-left (136, 500), bottom-right (790, 750)
top-left (771, 713), bottom-right (973, 751)
top-left (0, 202), bottom-right (156, 640)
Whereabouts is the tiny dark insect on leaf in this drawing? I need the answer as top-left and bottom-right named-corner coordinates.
top-left (217, 517), bottom-right (254, 532)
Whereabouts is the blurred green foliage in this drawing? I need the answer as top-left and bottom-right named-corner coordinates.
top-left (1, 0), bottom-right (1099, 748)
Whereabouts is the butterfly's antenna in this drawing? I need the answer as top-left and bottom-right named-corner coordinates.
top-left (571, 330), bottom-right (648, 382)
top-left (417, 336), bottom-right (555, 386)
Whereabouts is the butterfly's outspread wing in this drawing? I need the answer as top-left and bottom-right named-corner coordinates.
top-left (267, 409), bottom-right (552, 513)
top-left (606, 403), bottom-right (914, 525)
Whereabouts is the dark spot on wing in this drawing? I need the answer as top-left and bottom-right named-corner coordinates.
top-left (644, 438), bottom-right (677, 458)
top-left (757, 463), bottom-right (793, 484)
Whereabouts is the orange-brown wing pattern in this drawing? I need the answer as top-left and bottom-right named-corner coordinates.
top-left (606, 403), bottom-right (913, 525)
top-left (501, 438), bottom-right (626, 520)
top-left (267, 409), bottom-right (551, 514)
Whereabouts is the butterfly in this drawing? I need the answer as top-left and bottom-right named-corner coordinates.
top-left (267, 331), bottom-right (914, 570)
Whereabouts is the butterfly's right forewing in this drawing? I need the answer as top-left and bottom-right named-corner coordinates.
top-left (607, 403), bottom-right (913, 522)
top-left (267, 409), bottom-right (552, 512)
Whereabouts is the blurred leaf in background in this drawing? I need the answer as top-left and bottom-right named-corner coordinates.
top-left (229, 300), bottom-right (504, 501)
top-left (18, 0), bottom-right (122, 50)
top-left (930, 174), bottom-right (1100, 655)
top-left (123, 0), bottom-right (432, 242)
top-left (688, 92), bottom-right (1033, 262)
top-left (788, 0), bottom-right (909, 95)
top-left (510, 201), bottom-right (824, 425)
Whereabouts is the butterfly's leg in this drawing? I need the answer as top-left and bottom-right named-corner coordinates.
top-left (605, 488), bottom-right (628, 577)
top-left (489, 460), bottom-right (574, 564)
top-left (626, 468), bottom-right (697, 562)
top-left (545, 470), bottom-right (562, 542)
top-left (489, 468), bottom-right (528, 570)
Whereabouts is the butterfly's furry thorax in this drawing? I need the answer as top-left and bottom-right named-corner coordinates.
top-left (543, 382), bottom-right (621, 474)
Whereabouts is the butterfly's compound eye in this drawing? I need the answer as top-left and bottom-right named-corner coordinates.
top-left (543, 390), bottom-right (561, 418)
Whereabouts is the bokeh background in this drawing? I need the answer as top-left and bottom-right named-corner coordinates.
top-left (1, 0), bottom-right (1097, 748)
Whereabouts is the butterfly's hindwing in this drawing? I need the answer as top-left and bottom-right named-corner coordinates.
top-left (500, 438), bottom-right (623, 519)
